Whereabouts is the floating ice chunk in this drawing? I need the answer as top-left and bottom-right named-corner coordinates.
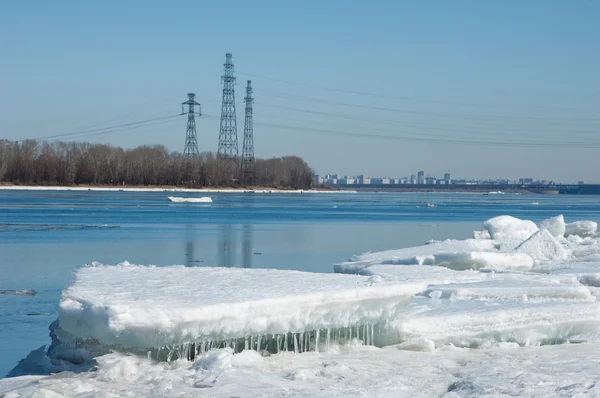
top-left (565, 220), bottom-right (598, 237)
top-left (473, 230), bottom-right (491, 240)
top-left (57, 265), bottom-right (425, 352)
top-left (539, 215), bottom-right (566, 238)
top-left (515, 229), bottom-right (569, 264)
top-left (483, 215), bottom-right (539, 242)
top-left (395, 301), bottom-right (600, 348)
top-left (168, 196), bottom-right (212, 203)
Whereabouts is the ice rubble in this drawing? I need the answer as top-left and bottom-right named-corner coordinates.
top-left (566, 220), bottom-right (598, 237)
top-left (515, 228), bottom-right (568, 264)
top-left (483, 215), bottom-right (539, 242)
top-left (56, 264), bottom-right (425, 357)
top-left (540, 214), bottom-right (566, 237)
top-left (335, 214), bottom-right (600, 348)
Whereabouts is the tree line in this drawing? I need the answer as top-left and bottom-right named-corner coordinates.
top-left (0, 140), bottom-right (315, 189)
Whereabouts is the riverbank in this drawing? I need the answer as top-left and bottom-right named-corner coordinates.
top-left (0, 184), bottom-right (357, 194)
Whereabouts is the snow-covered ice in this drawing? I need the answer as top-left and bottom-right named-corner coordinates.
top-left (56, 264), bottom-right (425, 354)
top-left (566, 220), bottom-right (598, 237)
top-left (167, 196), bottom-right (213, 203)
top-left (483, 215), bottom-right (539, 242)
top-left (515, 228), bottom-right (569, 264)
top-left (6, 213), bottom-right (600, 397)
top-left (539, 214), bottom-right (566, 237)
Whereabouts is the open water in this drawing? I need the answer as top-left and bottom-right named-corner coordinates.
top-left (2, 189), bottom-right (600, 377)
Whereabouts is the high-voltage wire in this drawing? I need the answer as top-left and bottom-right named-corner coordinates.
top-left (217, 53), bottom-right (239, 178)
top-left (182, 93), bottom-right (201, 159)
top-left (252, 121), bottom-right (600, 149)
top-left (20, 114), bottom-right (182, 142)
top-left (241, 80), bottom-right (255, 185)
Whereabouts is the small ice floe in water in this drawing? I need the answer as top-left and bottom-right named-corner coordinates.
top-left (167, 196), bottom-right (212, 203)
top-left (532, 202), bottom-right (540, 206)
top-left (426, 202), bottom-right (436, 208)
top-left (1, 289), bottom-right (37, 295)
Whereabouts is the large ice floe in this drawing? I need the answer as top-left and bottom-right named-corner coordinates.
top-left (55, 264), bottom-right (425, 360)
top-left (5, 213), bottom-right (600, 397)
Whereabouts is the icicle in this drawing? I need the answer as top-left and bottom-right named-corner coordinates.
top-left (315, 330), bottom-right (320, 353)
top-left (371, 324), bottom-right (375, 346)
top-left (300, 332), bottom-right (304, 352)
top-left (250, 336), bottom-right (254, 351)
top-left (276, 335), bottom-right (282, 353)
top-left (245, 337), bottom-right (249, 351)
top-left (327, 328), bottom-right (331, 352)
top-left (147, 351), bottom-right (151, 361)
top-left (293, 333), bottom-right (299, 353)
top-left (257, 335), bottom-right (262, 352)
top-left (284, 333), bottom-right (288, 352)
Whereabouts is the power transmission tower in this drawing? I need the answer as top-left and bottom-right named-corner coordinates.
top-left (217, 53), bottom-right (239, 178)
top-left (241, 80), bottom-right (255, 185)
top-left (182, 93), bottom-right (201, 159)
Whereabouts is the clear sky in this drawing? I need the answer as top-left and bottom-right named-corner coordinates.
top-left (1, 0), bottom-right (599, 182)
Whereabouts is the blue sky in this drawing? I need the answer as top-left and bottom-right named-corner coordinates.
top-left (1, 0), bottom-right (599, 182)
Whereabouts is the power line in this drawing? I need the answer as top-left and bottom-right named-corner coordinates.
top-left (253, 121), bottom-right (600, 149)
top-left (253, 89), bottom-right (600, 124)
top-left (239, 70), bottom-right (597, 115)
top-left (20, 114), bottom-right (182, 142)
top-left (254, 102), bottom-right (598, 139)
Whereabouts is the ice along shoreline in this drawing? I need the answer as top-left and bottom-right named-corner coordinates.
top-left (0, 184), bottom-right (356, 194)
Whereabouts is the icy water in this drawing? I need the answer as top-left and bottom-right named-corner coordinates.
top-left (1, 190), bottom-right (600, 378)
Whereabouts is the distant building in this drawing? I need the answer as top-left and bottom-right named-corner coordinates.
top-left (356, 175), bottom-right (370, 185)
top-left (425, 176), bottom-right (436, 185)
top-left (417, 171), bottom-right (425, 184)
top-left (519, 178), bottom-right (534, 184)
top-left (444, 172), bottom-right (451, 185)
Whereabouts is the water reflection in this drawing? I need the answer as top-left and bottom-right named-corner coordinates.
top-left (184, 223), bottom-right (253, 268)
top-left (242, 224), bottom-right (252, 268)
top-left (185, 224), bottom-right (199, 266)
top-left (218, 224), bottom-right (235, 267)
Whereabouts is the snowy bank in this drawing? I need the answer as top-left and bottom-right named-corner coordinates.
top-left (0, 185), bottom-right (357, 194)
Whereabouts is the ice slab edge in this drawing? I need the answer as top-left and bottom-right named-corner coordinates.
top-left (56, 265), bottom-right (425, 353)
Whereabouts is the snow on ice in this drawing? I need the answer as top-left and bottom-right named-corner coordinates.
top-left (56, 265), bottom-right (425, 355)
top-left (5, 213), bottom-right (600, 397)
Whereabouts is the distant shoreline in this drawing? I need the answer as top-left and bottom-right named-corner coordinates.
top-left (0, 184), bottom-right (357, 194)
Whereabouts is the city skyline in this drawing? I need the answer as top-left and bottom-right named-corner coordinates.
top-left (316, 171), bottom-right (573, 186)
top-left (1, 1), bottom-right (599, 182)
